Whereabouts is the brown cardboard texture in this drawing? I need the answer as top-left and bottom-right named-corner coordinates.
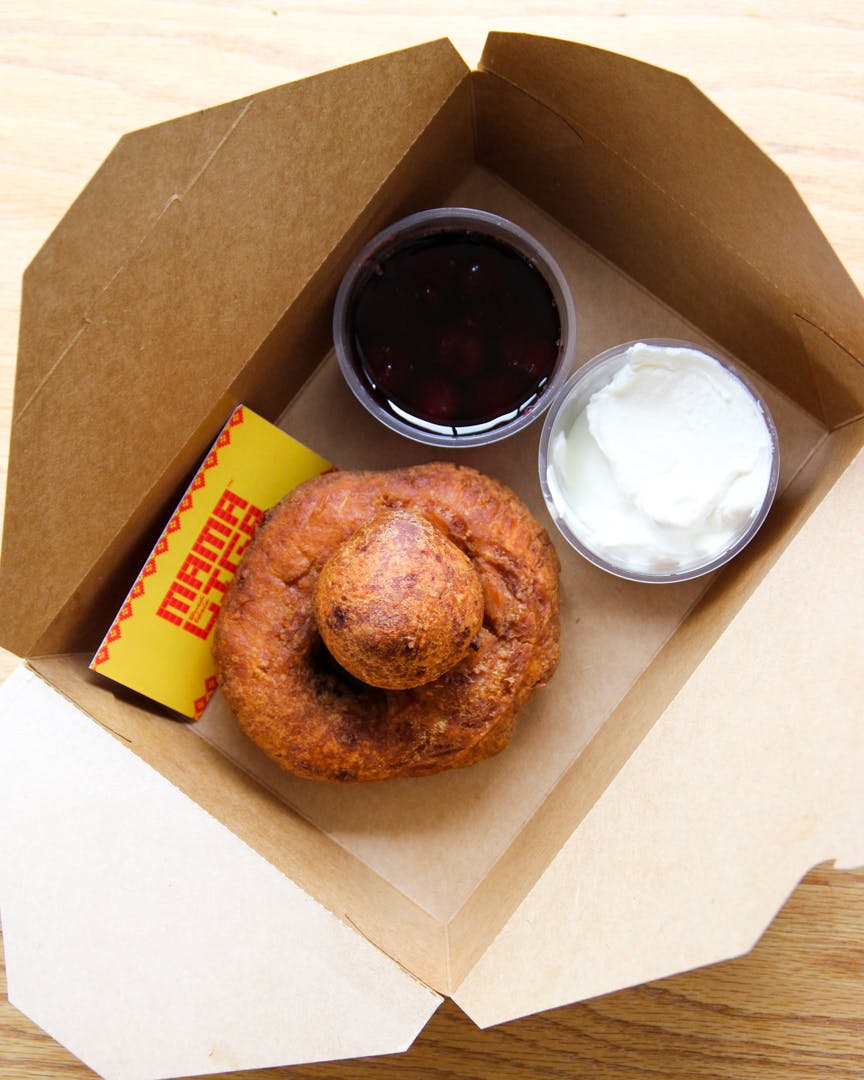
top-left (1, 33), bottom-right (863, 1080)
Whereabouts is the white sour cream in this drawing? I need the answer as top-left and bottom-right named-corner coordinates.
top-left (548, 342), bottom-right (775, 575)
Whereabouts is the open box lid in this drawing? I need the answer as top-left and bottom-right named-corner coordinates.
top-left (475, 33), bottom-right (864, 416)
top-left (0, 665), bottom-right (442, 1079)
top-left (453, 441), bottom-right (864, 1025)
top-left (0, 37), bottom-right (471, 661)
top-left (1, 29), bottom-right (863, 1080)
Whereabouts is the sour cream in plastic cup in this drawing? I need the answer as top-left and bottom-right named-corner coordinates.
top-left (538, 339), bottom-right (780, 582)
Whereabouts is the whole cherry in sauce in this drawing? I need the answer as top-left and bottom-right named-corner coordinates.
top-left (350, 230), bottom-right (561, 435)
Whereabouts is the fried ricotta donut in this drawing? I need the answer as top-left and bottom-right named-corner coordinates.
top-left (212, 462), bottom-right (560, 782)
top-left (313, 508), bottom-right (486, 690)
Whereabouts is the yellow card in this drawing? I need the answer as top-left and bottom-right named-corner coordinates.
top-left (91, 405), bottom-right (331, 718)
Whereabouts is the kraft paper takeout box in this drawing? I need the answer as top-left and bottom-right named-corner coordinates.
top-left (1, 32), bottom-right (864, 1080)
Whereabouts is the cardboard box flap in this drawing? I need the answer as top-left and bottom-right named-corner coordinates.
top-left (795, 316), bottom-right (864, 429)
top-left (0, 38), bottom-right (470, 659)
top-left (0, 665), bottom-right (442, 1080)
top-left (476, 32), bottom-right (864, 424)
top-left (14, 97), bottom-right (252, 417)
top-left (453, 442), bottom-right (864, 1027)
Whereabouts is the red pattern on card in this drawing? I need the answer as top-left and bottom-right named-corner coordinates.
top-left (91, 406), bottom-right (245, 669)
top-left (193, 674), bottom-right (220, 719)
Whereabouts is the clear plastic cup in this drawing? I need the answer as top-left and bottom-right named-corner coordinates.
top-left (538, 339), bottom-right (781, 583)
top-left (332, 207), bottom-right (577, 448)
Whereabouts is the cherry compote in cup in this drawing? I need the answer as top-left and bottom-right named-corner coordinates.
top-left (333, 208), bottom-right (576, 447)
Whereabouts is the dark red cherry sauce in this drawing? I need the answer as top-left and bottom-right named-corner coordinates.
top-left (349, 230), bottom-right (561, 437)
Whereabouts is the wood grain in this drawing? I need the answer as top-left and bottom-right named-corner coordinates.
top-left (1, 3), bottom-right (862, 1078)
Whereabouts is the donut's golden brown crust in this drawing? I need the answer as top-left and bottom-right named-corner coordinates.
top-left (213, 463), bottom-right (560, 782)
top-left (312, 509), bottom-right (485, 690)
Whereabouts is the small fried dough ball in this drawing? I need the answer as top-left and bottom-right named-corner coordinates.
top-left (312, 509), bottom-right (484, 690)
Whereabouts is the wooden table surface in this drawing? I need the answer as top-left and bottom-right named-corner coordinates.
top-left (1, 3), bottom-right (862, 1078)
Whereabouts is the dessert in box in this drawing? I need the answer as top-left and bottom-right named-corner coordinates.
top-left (0, 33), bottom-right (863, 1080)
top-left (212, 460), bottom-right (561, 782)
